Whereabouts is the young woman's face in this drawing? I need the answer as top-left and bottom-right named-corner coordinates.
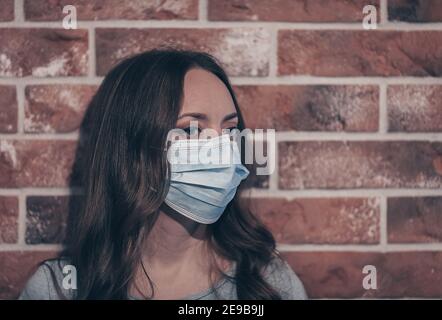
top-left (176, 69), bottom-right (239, 137)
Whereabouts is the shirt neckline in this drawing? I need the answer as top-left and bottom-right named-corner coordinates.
top-left (128, 261), bottom-right (236, 300)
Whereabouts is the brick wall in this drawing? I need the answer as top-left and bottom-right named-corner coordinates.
top-left (0, 0), bottom-right (442, 299)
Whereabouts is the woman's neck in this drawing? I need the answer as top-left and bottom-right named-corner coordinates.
top-left (143, 204), bottom-right (210, 267)
top-left (130, 204), bottom-right (232, 299)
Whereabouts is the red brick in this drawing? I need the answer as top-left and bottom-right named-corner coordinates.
top-left (278, 31), bottom-right (442, 76)
top-left (389, 0), bottom-right (442, 22)
top-left (0, 251), bottom-right (58, 299)
top-left (388, 197), bottom-right (442, 243)
top-left (96, 28), bottom-right (271, 76)
top-left (209, 0), bottom-right (379, 22)
top-left (388, 85), bottom-right (442, 132)
top-left (250, 197), bottom-right (379, 244)
top-left (0, 196), bottom-right (18, 244)
top-left (0, 86), bottom-right (17, 133)
top-left (0, 0), bottom-right (14, 21)
top-left (235, 85), bottom-right (379, 131)
top-left (0, 29), bottom-right (88, 77)
top-left (0, 140), bottom-right (78, 187)
top-left (283, 251), bottom-right (442, 298)
top-left (25, 85), bottom-right (97, 133)
top-left (278, 141), bottom-right (442, 189)
top-left (25, 0), bottom-right (198, 21)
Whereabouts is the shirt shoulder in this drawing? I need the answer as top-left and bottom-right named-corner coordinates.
top-left (262, 256), bottom-right (308, 300)
top-left (18, 259), bottom-right (75, 300)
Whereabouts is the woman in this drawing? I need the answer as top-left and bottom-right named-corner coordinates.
top-left (19, 49), bottom-right (307, 300)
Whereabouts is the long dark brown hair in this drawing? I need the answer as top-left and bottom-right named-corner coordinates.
top-left (45, 48), bottom-right (281, 299)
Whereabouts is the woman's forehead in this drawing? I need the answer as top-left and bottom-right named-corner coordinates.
top-left (181, 69), bottom-right (236, 115)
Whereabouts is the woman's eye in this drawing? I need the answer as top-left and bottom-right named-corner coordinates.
top-left (183, 126), bottom-right (201, 136)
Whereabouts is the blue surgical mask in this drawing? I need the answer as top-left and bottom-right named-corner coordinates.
top-left (164, 134), bottom-right (249, 224)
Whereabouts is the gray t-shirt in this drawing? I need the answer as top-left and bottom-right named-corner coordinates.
top-left (18, 257), bottom-right (307, 300)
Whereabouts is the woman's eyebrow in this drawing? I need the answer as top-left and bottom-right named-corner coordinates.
top-left (177, 112), bottom-right (207, 120)
top-left (222, 112), bottom-right (238, 122)
top-left (177, 112), bottom-right (238, 121)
